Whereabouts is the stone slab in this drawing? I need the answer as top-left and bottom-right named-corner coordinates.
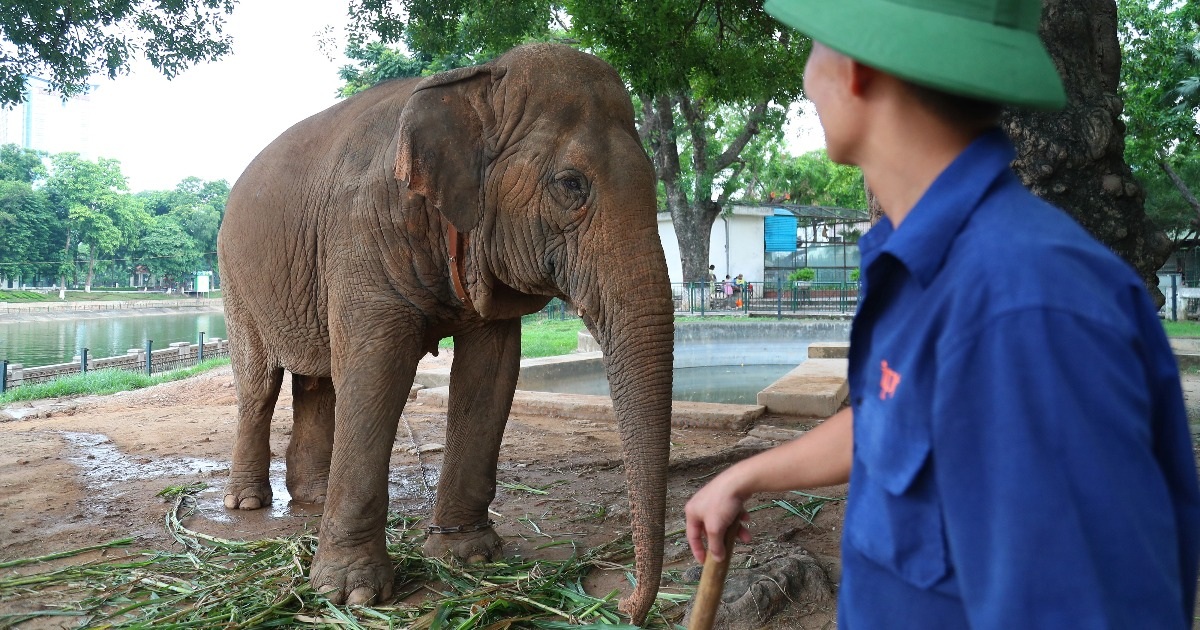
top-left (413, 386), bottom-right (764, 431)
top-left (807, 342), bottom-right (850, 359)
top-left (757, 358), bottom-right (848, 418)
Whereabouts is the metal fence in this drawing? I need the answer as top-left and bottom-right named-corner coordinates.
top-left (518, 285), bottom-right (859, 320)
top-left (673, 280), bottom-right (859, 317)
top-left (1, 333), bottom-right (230, 394)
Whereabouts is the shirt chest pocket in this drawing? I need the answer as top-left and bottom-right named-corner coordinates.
top-left (847, 395), bottom-right (950, 589)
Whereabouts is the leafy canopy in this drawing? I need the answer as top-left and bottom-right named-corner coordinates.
top-left (0, 0), bottom-right (237, 107)
top-left (1119, 0), bottom-right (1200, 238)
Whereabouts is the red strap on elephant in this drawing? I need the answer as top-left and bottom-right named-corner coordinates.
top-left (448, 224), bottom-right (474, 311)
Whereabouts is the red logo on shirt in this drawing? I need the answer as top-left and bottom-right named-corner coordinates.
top-left (880, 360), bottom-right (901, 400)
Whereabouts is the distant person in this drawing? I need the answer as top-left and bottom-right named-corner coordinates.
top-left (685, 0), bottom-right (1200, 628)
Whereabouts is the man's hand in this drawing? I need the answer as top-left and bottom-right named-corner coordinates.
top-left (685, 473), bottom-right (753, 563)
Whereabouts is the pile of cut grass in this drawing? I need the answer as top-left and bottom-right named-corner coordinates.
top-left (0, 358), bottom-right (231, 405)
top-left (0, 490), bottom-right (689, 628)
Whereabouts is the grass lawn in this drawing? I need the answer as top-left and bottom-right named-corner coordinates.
top-left (1163, 320), bottom-right (1200, 338)
top-left (0, 358), bottom-right (231, 405)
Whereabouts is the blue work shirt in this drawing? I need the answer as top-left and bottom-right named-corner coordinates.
top-left (840, 129), bottom-right (1200, 628)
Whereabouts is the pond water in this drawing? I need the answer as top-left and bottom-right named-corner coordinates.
top-left (520, 323), bottom-right (853, 405)
top-left (0, 312), bottom-right (227, 368)
top-left (518, 363), bottom-right (796, 405)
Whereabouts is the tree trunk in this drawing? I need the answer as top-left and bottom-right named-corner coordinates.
top-left (673, 199), bottom-right (722, 282)
top-left (1004, 0), bottom-right (1172, 306)
top-left (865, 183), bottom-right (885, 225)
top-left (85, 245), bottom-right (95, 293)
top-left (59, 226), bottom-right (72, 297)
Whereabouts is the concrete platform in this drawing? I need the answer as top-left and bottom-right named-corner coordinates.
top-left (807, 342), bottom-right (850, 359)
top-left (413, 386), bottom-right (765, 431)
top-left (756, 358), bottom-right (848, 417)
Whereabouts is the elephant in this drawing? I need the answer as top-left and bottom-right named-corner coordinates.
top-left (215, 43), bottom-right (674, 624)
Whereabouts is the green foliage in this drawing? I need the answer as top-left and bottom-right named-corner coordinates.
top-left (787, 267), bottom-right (815, 282)
top-left (0, 358), bottom-right (230, 405)
top-left (0, 145), bottom-right (46, 183)
top-left (338, 41), bottom-right (437, 97)
top-left (567, 1), bottom-right (805, 102)
top-left (135, 217), bottom-right (203, 283)
top-left (740, 148), bottom-right (866, 208)
top-left (1119, 0), bottom-right (1200, 238)
top-left (0, 179), bottom-right (59, 280)
top-left (0, 1), bottom-right (237, 107)
top-left (0, 143), bottom-right (225, 288)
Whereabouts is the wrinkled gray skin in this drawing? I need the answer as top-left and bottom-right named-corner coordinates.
top-left (215, 43), bottom-right (673, 624)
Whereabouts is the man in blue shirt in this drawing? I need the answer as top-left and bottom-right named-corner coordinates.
top-left (684, 0), bottom-right (1200, 627)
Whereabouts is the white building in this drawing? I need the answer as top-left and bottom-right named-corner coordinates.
top-left (657, 204), bottom-right (872, 286)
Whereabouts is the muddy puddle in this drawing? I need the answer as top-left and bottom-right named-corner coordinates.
top-left (59, 430), bottom-right (445, 525)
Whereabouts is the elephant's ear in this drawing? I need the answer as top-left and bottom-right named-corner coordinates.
top-left (395, 65), bottom-right (503, 234)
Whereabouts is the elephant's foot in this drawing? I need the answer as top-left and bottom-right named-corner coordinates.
top-left (285, 471), bottom-right (328, 504)
top-left (422, 525), bottom-right (504, 564)
top-left (310, 538), bottom-right (394, 605)
top-left (224, 475), bottom-right (272, 510)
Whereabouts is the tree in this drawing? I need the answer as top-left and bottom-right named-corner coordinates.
top-left (1118, 0), bottom-right (1200, 251)
top-left (740, 148), bottom-right (867, 209)
top-left (135, 215), bottom-right (201, 285)
top-left (0, 0), bottom-right (237, 107)
top-left (0, 180), bottom-right (59, 283)
top-left (1002, 0), bottom-right (1176, 304)
top-left (0, 144), bottom-right (47, 183)
top-left (44, 153), bottom-right (143, 291)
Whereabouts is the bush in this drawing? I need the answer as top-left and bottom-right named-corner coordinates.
top-left (788, 268), bottom-right (816, 282)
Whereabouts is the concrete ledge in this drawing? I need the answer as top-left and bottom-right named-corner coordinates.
top-left (808, 342), bottom-right (850, 359)
top-left (413, 386), bottom-right (764, 431)
top-left (757, 358), bottom-right (848, 417)
top-left (414, 352), bottom-right (605, 390)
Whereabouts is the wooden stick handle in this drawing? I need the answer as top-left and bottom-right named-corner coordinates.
top-left (688, 524), bottom-right (739, 630)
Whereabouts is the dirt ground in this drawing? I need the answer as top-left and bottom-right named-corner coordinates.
top-left (1, 354), bottom-right (1198, 629)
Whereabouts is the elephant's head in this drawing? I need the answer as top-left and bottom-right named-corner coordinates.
top-left (395, 43), bottom-right (673, 624)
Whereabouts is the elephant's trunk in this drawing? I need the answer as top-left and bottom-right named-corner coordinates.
top-left (579, 228), bottom-right (674, 625)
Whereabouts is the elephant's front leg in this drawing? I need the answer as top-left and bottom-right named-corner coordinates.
top-left (310, 337), bottom-right (421, 606)
top-left (423, 318), bottom-right (521, 563)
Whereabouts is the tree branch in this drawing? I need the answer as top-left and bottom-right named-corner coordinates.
top-left (677, 92), bottom-right (708, 180)
top-left (713, 100), bottom-right (769, 173)
top-left (1160, 159), bottom-right (1200, 218)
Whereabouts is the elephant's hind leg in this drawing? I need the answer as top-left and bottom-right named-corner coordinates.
top-left (287, 374), bottom-right (335, 503)
top-left (224, 301), bottom-right (284, 510)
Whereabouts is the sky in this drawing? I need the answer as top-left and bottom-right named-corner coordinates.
top-left (83, 0), bottom-right (824, 193)
top-left (86, 0), bottom-right (352, 192)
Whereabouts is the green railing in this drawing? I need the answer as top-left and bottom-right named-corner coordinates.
top-left (672, 280), bottom-right (858, 318)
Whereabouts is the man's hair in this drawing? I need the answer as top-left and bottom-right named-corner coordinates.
top-left (902, 81), bottom-right (1004, 131)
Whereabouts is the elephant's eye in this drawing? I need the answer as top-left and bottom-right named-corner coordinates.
top-left (561, 176), bottom-right (583, 192)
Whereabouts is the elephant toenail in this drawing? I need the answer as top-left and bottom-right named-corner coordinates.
top-left (347, 587), bottom-right (377, 605)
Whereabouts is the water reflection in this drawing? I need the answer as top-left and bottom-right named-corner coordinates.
top-left (0, 312), bottom-right (227, 367)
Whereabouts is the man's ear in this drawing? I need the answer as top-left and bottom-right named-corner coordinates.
top-left (848, 59), bottom-right (879, 99)
top-left (395, 65), bottom-right (504, 234)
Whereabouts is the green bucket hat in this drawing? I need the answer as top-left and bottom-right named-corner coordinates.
top-left (764, 0), bottom-right (1066, 110)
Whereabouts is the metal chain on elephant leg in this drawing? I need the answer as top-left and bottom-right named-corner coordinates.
top-left (400, 413), bottom-right (437, 510)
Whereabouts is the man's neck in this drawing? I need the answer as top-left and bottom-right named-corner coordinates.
top-left (857, 112), bottom-right (985, 229)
